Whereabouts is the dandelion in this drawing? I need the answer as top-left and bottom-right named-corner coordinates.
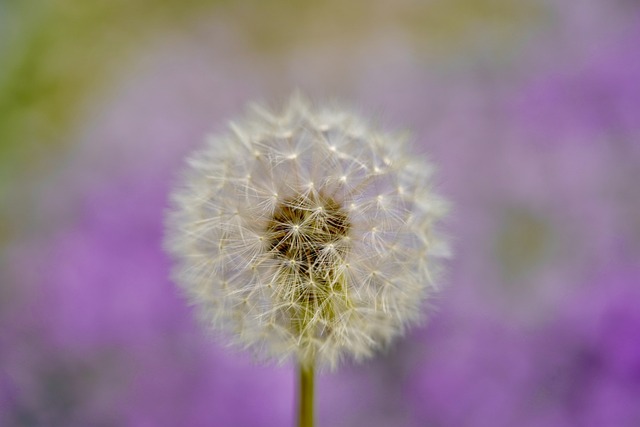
top-left (164, 94), bottom-right (449, 427)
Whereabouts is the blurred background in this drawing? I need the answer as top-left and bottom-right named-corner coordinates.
top-left (1, 0), bottom-right (640, 426)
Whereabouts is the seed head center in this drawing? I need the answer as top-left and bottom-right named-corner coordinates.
top-left (266, 193), bottom-right (350, 278)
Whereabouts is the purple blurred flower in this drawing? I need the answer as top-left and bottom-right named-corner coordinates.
top-left (517, 16), bottom-right (640, 145)
top-left (528, 265), bottom-right (640, 427)
top-left (407, 303), bottom-right (534, 427)
top-left (406, 264), bottom-right (640, 427)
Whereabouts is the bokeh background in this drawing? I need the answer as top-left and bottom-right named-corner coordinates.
top-left (2, 1), bottom-right (640, 426)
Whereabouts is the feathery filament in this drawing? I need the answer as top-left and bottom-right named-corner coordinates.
top-left (165, 95), bottom-right (449, 369)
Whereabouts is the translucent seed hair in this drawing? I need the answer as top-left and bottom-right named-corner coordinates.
top-left (164, 94), bottom-right (449, 370)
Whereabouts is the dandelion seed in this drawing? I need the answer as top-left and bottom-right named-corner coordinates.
top-left (165, 94), bottom-right (449, 375)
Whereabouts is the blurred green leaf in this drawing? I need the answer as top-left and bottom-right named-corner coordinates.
top-left (0, 0), bottom-right (219, 241)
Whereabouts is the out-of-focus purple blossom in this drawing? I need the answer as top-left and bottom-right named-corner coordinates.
top-left (517, 16), bottom-right (640, 145)
top-left (407, 301), bottom-right (534, 427)
top-left (407, 264), bottom-right (640, 427)
top-left (528, 264), bottom-right (640, 427)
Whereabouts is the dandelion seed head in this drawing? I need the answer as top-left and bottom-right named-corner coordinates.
top-left (165, 94), bottom-right (449, 369)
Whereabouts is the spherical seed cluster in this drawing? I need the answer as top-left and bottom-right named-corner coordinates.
top-left (165, 95), bottom-right (449, 369)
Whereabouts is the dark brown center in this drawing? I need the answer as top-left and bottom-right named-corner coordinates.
top-left (266, 193), bottom-right (350, 271)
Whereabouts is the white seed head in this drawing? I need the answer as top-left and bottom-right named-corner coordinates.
top-left (165, 94), bottom-right (449, 370)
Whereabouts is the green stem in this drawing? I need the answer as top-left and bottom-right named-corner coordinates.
top-left (297, 360), bottom-right (315, 427)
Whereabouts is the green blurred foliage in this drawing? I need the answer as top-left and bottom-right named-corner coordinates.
top-left (0, 0), bottom-right (218, 241)
top-left (0, 0), bottom-right (217, 165)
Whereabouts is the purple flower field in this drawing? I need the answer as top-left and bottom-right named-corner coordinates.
top-left (1, 2), bottom-right (639, 426)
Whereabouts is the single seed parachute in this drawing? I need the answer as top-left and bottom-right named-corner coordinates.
top-left (164, 95), bottom-right (449, 369)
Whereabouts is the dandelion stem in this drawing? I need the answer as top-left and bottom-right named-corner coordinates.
top-left (297, 360), bottom-right (315, 427)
